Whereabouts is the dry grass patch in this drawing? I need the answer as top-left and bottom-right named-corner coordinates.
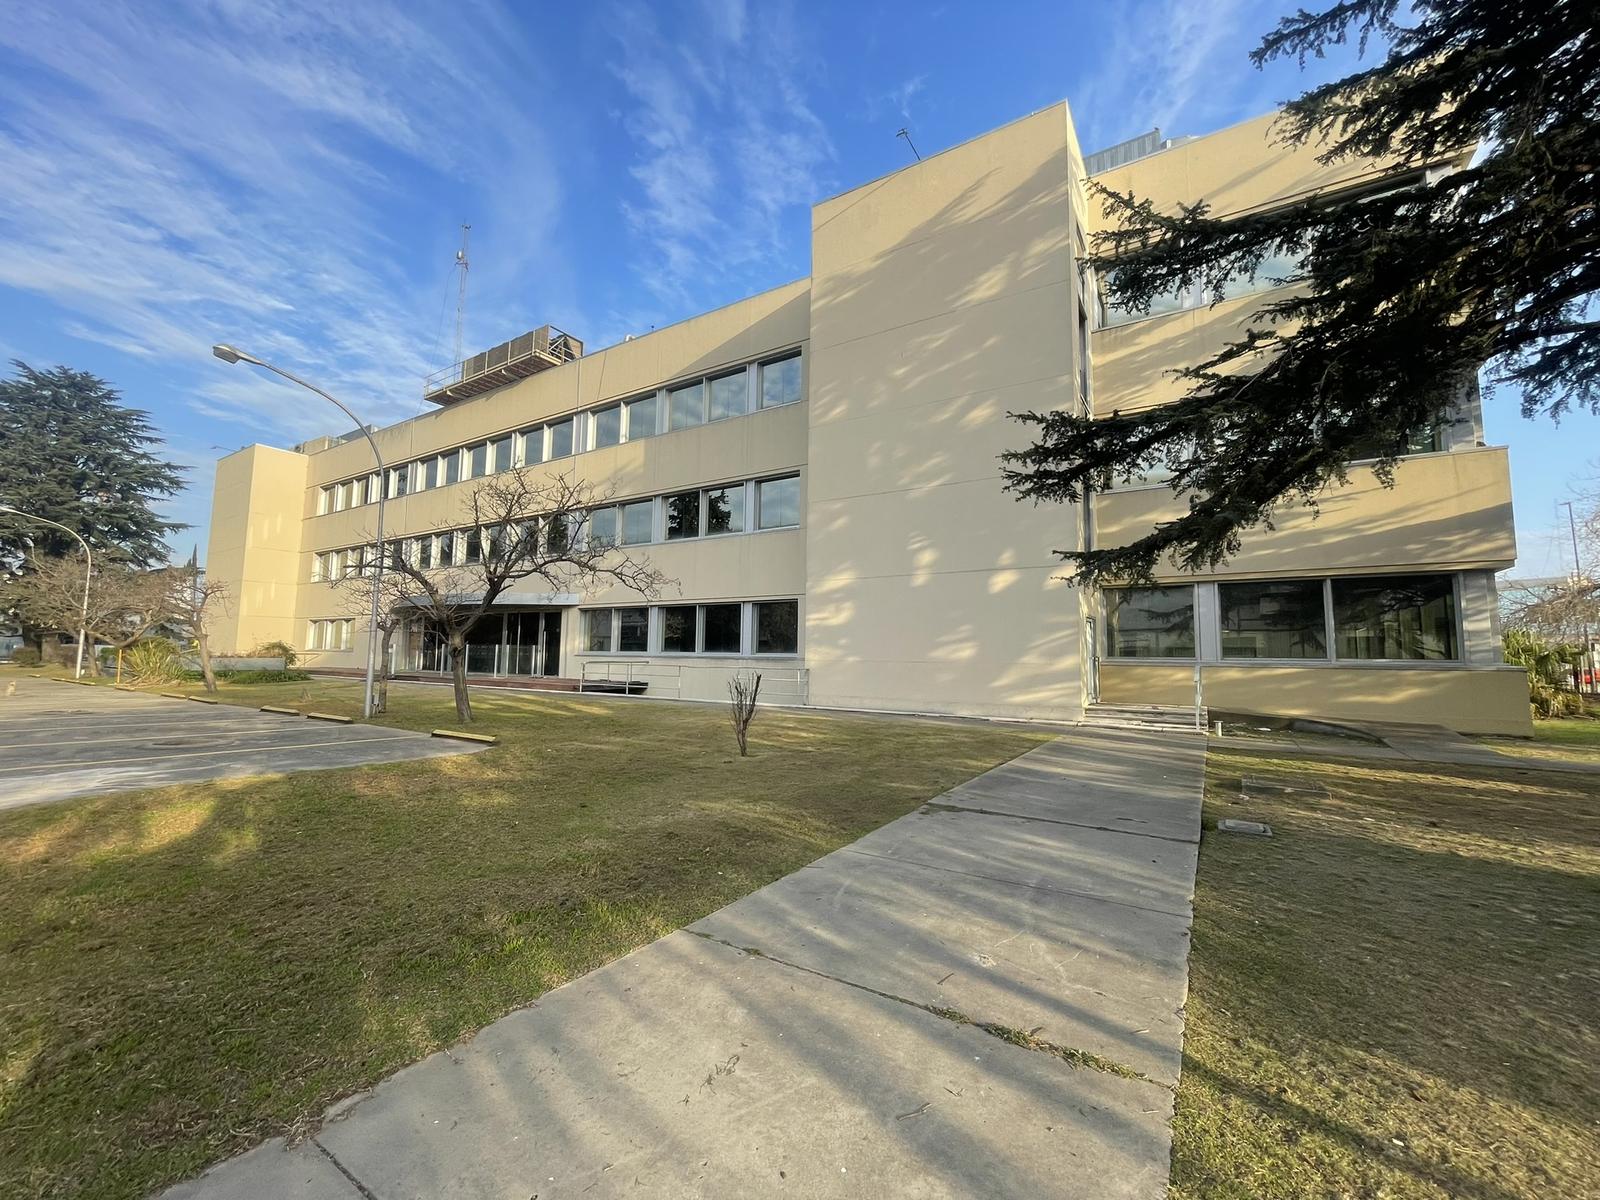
top-left (1173, 747), bottom-right (1600, 1199)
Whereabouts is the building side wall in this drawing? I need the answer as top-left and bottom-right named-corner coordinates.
top-left (1098, 660), bottom-right (1533, 736)
top-left (805, 103), bottom-right (1087, 720)
top-left (205, 444), bottom-right (309, 654)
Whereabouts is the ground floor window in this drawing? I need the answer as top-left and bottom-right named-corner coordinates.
top-left (1332, 574), bottom-right (1458, 660)
top-left (307, 618), bottom-right (352, 651)
top-left (580, 599), bottom-right (801, 657)
top-left (1220, 580), bottom-right (1328, 659)
top-left (1105, 586), bottom-right (1195, 658)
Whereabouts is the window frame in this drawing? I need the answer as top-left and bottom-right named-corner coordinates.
top-left (755, 474), bottom-right (801, 530)
top-left (758, 351), bottom-right (802, 409)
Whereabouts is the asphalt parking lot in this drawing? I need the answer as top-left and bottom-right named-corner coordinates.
top-left (0, 676), bottom-right (487, 810)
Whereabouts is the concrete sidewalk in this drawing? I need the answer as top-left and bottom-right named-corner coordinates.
top-left (161, 727), bottom-right (1206, 1200)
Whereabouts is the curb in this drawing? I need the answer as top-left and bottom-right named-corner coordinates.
top-left (306, 711), bottom-right (355, 724)
top-left (260, 705), bottom-right (301, 716)
top-left (188, 695), bottom-right (219, 705)
top-left (159, 692), bottom-right (189, 700)
top-left (431, 728), bottom-right (499, 744)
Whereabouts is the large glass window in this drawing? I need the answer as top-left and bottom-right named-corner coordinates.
top-left (1220, 580), bottom-right (1327, 659)
top-left (760, 354), bottom-right (802, 408)
top-left (755, 600), bottom-right (799, 654)
top-left (464, 529), bottom-right (483, 564)
top-left (1105, 587), bottom-right (1195, 658)
top-left (468, 442), bottom-right (488, 479)
top-left (420, 457), bottom-right (439, 490)
top-left (703, 604), bottom-right (742, 653)
top-left (618, 607), bottom-right (649, 653)
top-left (704, 485), bottom-right (744, 535)
top-left (442, 450), bottom-right (461, 487)
top-left (1333, 575), bottom-right (1458, 660)
top-left (665, 491), bottom-right (700, 540)
top-left (668, 381), bottom-right (704, 430)
top-left (584, 609), bottom-right (613, 653)
top-left (588, 506), bottom-right (617, 547)
top-left (491, 436), bottom-right (513, 473)
top-left (521, 428), bottom-right (544, 466)
top-left (621, 500), bottom-right (654, 545)
top-left (416, 536), bottom-right (434, 569)
top-left (548, 418), bottom-right (574, 459)
top-left (593, 405), bottom-right (621, 449)
top-left (756, 475), bottom-right (800, 529)
top-left (661, 605), bottom-right (696, 653)
top-left (625, 393), bottom-right (658, 440)
top-left (436, 531), bottom-right (457, 565)
top-left (708, 371), bottom-right (746, 422)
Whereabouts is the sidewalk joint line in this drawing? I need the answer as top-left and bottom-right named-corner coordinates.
top-left (920, 800), bottom-right (1200, 844)
top-left (837, 847), bottom-right (1194, 918)
top-left (686, 929), bottom-right (1169, 1091)
top-left (311, 1139), bottom-right (379, 1200)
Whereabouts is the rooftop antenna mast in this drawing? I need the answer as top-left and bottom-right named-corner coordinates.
top-left (453, 223), bottom-right (471, 365)
top-left (896, 128), bottom-right (921, 162)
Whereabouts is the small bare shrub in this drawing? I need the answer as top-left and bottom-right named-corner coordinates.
top-left (728, 671), bottom-right (762, 757)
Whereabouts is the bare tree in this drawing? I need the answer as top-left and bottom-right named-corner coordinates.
top-left (728, 671), bottom-right (762, 757)
top-left (332, 563), bottom-right (414, 715)
top-left (4, 555), bottom-right (174, 680)
top-left (169, 562), bottom-right (230, 694)
top-left (377, 468), bottom-right (669, 723)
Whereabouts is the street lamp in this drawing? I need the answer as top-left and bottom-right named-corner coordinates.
top-left (212, 344), bottom-right (386, 719)
top-left (0, 504), bottom-right (93, 678)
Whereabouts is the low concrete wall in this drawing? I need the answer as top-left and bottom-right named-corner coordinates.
top-left (1099, 661), bottom-right (1533, 737)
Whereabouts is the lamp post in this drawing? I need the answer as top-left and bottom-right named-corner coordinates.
top-left (0, 504), bottom-right (92, 678)
top-left (212, 345), bottom-right (386, 719)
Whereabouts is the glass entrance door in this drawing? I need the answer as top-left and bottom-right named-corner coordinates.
top-left (540, 612), bottom-right (562, 677)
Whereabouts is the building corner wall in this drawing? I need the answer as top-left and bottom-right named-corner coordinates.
top-left (206, 445), bottom-right (310, 654)
top-left (803, 103), bottom-right (1087, 721)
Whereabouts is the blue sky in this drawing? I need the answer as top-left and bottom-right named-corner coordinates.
top-left (0, 0), bottom-right (1591, 573)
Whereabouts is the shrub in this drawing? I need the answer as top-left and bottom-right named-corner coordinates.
top-left (10, 646), bottom-right (40, 667)
top-left (124, 639), bottom-right (184, 687)
top-left (249, 640), bottom-right (298, 668)
top-left (183, 668), bottom-right (311, 685)
top-left (1505, 629), bottom-right (1586, 719)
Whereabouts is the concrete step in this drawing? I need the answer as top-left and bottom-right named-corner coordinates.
top-left (1081, 703), bottom-right (1206, 733)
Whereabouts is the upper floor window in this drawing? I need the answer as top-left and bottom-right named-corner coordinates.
top-left (708, 370), bottom-right (747, 422)
top-left (760, 353), bottom-right (802, 408)
top-left (756, 475), bottom-right (800, 530)
top-left (593, 405), bottom-right (622, 449)
top-left (548, 418), bottom-right (574, 459)
top-left (1098, 248), bottom-right (1306, 329)
top-left (625, 393), bottom-right (659, 440)
top-left (668, 380), bottom-right (704, 430)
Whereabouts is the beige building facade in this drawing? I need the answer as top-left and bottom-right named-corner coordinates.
top-left (206, 102), bottom-right (1531, 735)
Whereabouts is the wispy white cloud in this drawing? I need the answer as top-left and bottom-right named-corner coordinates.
top-left (605, 0), bottom-right (833, 322)
top-left (0, 0), bottom-right (568, 440)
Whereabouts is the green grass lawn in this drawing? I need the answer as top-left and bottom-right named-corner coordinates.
top-left (1174, 747), bottom-right (1600, 1199)
top-left (1475, 711), bottom-right (1600, 764)
top-left (0, 675), bottom-right (1050, 1199)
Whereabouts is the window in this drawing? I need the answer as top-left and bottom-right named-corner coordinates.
top-left (549, 418), bottom-right (574, 459)
top-left (588, 506), bottom-right (617, 547)
top-left (760, 354), bottom-right (801, 408)
top-left (387, 466), bottom-right (409, 499)
top-left (416, 536), bottom-right (434, 569)
top-left (545, 515), bottom-right (572, 554)
top-left (468, 442), bottom-right (488, 479)
top-left (704, 485), bottom-right (744, 535)
top-left (703, 604), bottom-right (742, 653)
top-left (420, 457), bottom-right (439, 491)
top-left (308, 619), bottom-right (352, 651)
top-left (318, 485), bottom-right (333, 515)
top-left (625, 393), bottom-right (658, 440)
top-left (708, 370), bottom-right (746, 422)
top-left (665, 491), bottom-right (700, 540)
top-left (492, 436), bottom-right (513, 473)
top-left (584, 609), bottom-right (614, 653)
top-left (755, 600), bottom-right (799, 654)
top-left (661, 605), bottom-right (696, 653)
top-left (442, 450), bottom-right (461, 487)
top-left (437, 531), bottom-right (457, 565)
top-left (621, 500), bottom-right (653, 545)
top-left (1220, 580), bottom-right (1327, 659)
top-left (464, 528), bottom-right (483, 564)
top-left (1099, 249), bottom-right (1306, 328)
top-left (757, 475), bottom-right (800, 529)
top-left (618, 607), bottom-right (649, 652)
top-left (1105, 587), bottom-right (1195, 658)
top-left (668, 381), bottom-right (704, 430)
top-left (593, 405), bottom-right (622, 449)
top-left (1333, 575), bottom-right (1458, 661)
top-left (521, 428), bottom-right (545, 466)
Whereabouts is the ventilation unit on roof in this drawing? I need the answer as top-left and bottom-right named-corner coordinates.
top-left (422, 325), bottom-right (584, 406)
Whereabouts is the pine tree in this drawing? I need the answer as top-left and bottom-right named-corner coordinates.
top-left (0, 362), bottom-right (185, 568)
top-left (1002, 0), bottom-right (1599, 582)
